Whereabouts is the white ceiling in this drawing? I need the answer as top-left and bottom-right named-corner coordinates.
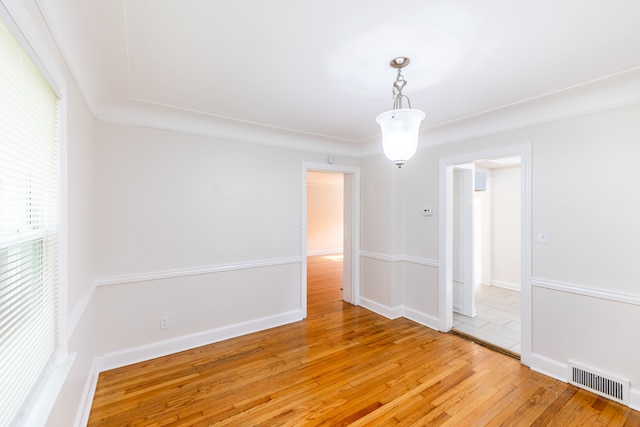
top-left (38, 0), bottom-right (640, 155)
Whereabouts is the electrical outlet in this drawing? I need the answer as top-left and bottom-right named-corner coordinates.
top-left (160, 316), bottom-right (169, 329)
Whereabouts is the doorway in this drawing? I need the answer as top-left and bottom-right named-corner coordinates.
top-left (306, 170), bottom-right (345, 310)
top-left (451, 158), bottom-right (522, 356)
top-left (439, 145), bottom-right (532, 365)
top-left (301, 162), bottom-right (360, 319)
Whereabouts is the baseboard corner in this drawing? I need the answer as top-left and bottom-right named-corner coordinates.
top-left (529, 352), bottom-right (568, 383)
top-left (359, 297), bottom-right (403, 320)
top-left (401, 306), bottom-right (440, 331)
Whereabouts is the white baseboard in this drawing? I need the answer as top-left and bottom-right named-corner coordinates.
top-left (359, 297), bottom-right (403, 319)
top-left (630, 388), bottom-right (640, 411)
top-left (95, 309), bottom-right (304, 372)
top-left (74, 309), bottom-right (303, 426)
top-left (19, 353), bottom-right (75, 427)
top-left (402, 307), bottom-right (439, 331)
top-left (358, 298), bottom-right (440, 331)
top-left (490, 280), bottom-right (521, 291)
top-left (530, 353), bottom-right (640, 410)
top-left (307, 249), bottom-right (343, 256)
top-left (74, 359), bottom-right (100, 427)
top-left (529, 352), bottom-right (568, 383)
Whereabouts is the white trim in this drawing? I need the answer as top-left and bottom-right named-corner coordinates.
top-left (630, 388), bottom-right (640, 412)
top-left (74, 359), bottom-right (100, 427)
top-left (529, 351), bottom-right (640, 411)
top-left (57, 87), bottom-right (70, 361)
top-left (16, 353), bottom-right (76, 427)
top-left (307, 248), bottom-right (343, 257)
top-left (360, 251), bottom-right (403, 263)
top-left (0, 0), bottom-right (65, 96)
top-left (96, 102), bottom-right (363, 158)
top-left (33, 0), bottom-right (640, 159)
top-left (95, 256), bottom-right (302, 287)
top-left (358, 67), bottom-right (640, 158)
top-left (95, 309), bottom-right (303, 373)
top-left (490, 280), bottom-right (521, 292)
top-left (568, 359), bottom-right (629, 405)
top-left (67, 280), bottom-right (96, 336)
top-left (402, 307), bottom-right (440, 331)
top-left (302, 162), bottom-right (361, 313)
top-left (358, 297), bottom-right (440, 331)
top-left (532, 277), bottom-right (640, 306)
top-left (360, 251), bottom-right (439, 267)
top-left (401, 255), bottom-right (439, 268)
top-left (529, 353), bottom-right (568, 383)
top-left (359, 297), bottom-right (403, 320)
top-left (75, 309), bottom-right (303, 425)
top-left (439, 144), bottom-right (533, 366)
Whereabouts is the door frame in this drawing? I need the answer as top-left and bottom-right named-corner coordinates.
top-left (438, 144), bottom-right (532, 365)
top-left (301, 162), bottom-right (361, 318)
top-left (452, 165), bottom-right (477, 318)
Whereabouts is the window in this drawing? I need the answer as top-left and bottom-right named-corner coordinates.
top-left (0, 13), bottom-right (60, 426)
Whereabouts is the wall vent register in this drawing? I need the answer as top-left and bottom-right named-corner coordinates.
top-left (569, 360), bottom-right (629, 404)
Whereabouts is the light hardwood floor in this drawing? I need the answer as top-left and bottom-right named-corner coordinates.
top-left (88, 256), bottom-right (640, 426)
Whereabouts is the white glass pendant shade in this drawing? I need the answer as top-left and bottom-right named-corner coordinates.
top-left (376, 108), bottom-right (425, 167)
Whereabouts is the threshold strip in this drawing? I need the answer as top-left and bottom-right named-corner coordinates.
top-left (448, 329), bottom-right (521, 360)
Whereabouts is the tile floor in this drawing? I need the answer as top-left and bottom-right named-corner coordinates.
top-left (452, 284), bottom-right (521, 354)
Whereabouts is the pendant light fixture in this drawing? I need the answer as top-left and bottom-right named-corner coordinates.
top-left (376, 57), bottom-right (425, 168)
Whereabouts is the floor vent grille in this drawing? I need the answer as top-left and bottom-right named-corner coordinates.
top-left (569, 361), bottom-right (628, 404)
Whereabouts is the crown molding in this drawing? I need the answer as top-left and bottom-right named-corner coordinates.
top-left (360, 67), bottom-right (640, 157)
top-left (426, 67), bottom-right (640, 143)
top-left (94, 101), bottom-right (364, 157)
top-left (91, 67), bottom-right (640, 159)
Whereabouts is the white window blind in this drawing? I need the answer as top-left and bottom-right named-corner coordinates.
top-left (0, 14), bottom-right (60, 427)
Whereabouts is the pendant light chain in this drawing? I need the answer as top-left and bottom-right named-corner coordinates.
top-left (392, 67), bottom-right (412, 110)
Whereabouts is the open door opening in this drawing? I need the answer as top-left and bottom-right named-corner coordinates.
top-left (301, 163), bottom-right (360, 319)
top-left (450, 158), bottom-right (522, 357)
top-left (306, 171), bottom-right (345, 308)
top-left (440, 145), bottom-right (531, 365)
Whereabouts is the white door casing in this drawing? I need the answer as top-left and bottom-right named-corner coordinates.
top-left (301, 162), bottom-right (361, 318)
top-left (439, 144), bottom-right (532, 366)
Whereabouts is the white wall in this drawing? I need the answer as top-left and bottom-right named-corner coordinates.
top-left (359, 155), bottom-right (404, 315)
top-left (475, 170), bottom-right (492, 287)
top-left (93, 121), bottom-right (358, 359)
top-left (48, 109), bottom-right (359, 423)
top-left (490, 166), bottom-right (521, 289)
top-left (360, 101), bottom-right (640, 408)
top-left (306, 171), bottom-right (343, 255)
top-left (13, 0), bottom-right (638, 418)
top-left (16, 0), bottom-right (638, 416)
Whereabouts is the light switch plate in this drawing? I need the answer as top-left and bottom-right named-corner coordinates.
top-left (537, 229), bottom-right (549, 244)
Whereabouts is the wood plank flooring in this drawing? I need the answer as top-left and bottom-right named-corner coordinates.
top-left (88, 255), bottom-right (640, 426)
